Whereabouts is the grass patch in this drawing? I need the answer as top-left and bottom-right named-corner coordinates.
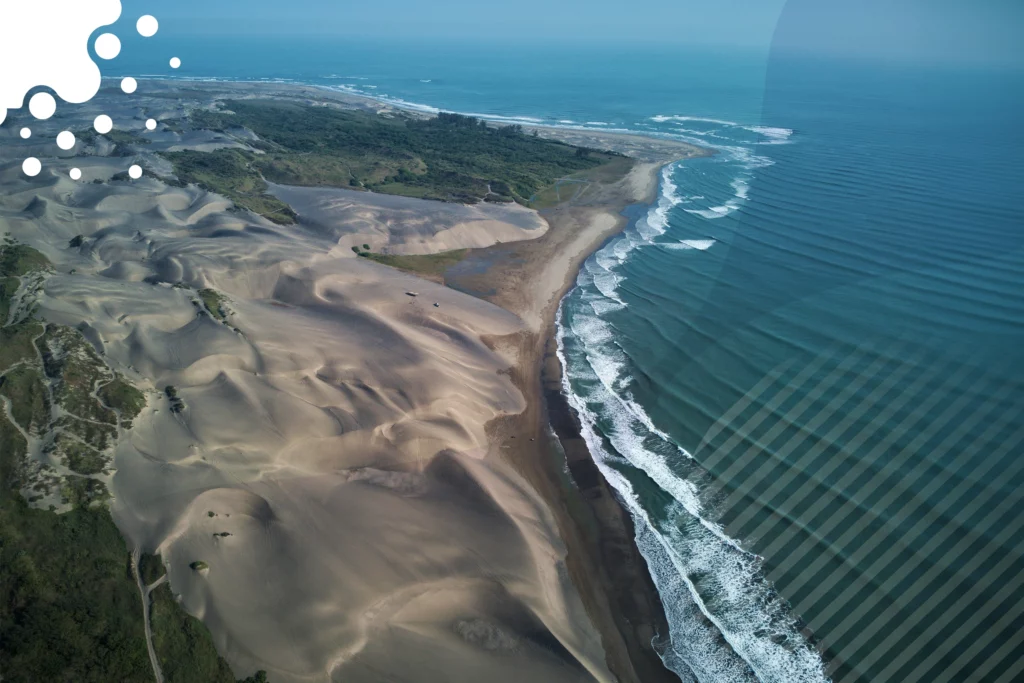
top-left (0, 241), bottom-right (50, 279)
top-left (360, 249), bottom-right (469, 283)
top-left (526, 157), bottom-right (635, 209)
top-left (161, 149), bottom-right (298, 225)
top-left (50, 432), bottom-right (108, 476)
top-left (98, 377), bottom-right (147, 429)
top-left (149, 581), bottom-right (240, 683)
top-left (138, 552), bottom-right (165, 585)
top-left (0, 366), bottom-right (49, 436)
top-left (0, 241), bottom-right (49, 325)
top-left (37, 326), bottom-right (116, 426)
top-left (199, 288), bottom-right (230, 321)
top-left (76, 128), bottom-right (152, 157)
top-left (0, 322), bottom-right (41, 374)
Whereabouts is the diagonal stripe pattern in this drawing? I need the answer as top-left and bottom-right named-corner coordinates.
top-left (695, 342), bottom-right (1024, 683)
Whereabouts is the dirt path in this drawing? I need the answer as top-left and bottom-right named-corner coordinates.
top-left (131, 549), bottom-right (165, 683)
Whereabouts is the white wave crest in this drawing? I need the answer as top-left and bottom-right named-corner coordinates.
top-left (555, 294), bottom-right (831, 683)
top-left (651, 114), bottom-right (738, 126)
top-left (639, 164), bottom-right (684, 239)
top-left (744, 125), bottom-right (794, 145)
top-left (686, 205), bottom-right (737, 219)
top-left (668, 239), bottom-right (717, 251)
top-left (684, 175), bottom-right (750, 220)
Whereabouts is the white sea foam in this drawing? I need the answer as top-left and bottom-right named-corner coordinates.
top-left (462, 113), bottom-right (545, 124)
top-left (638, 164), bottom-right (683, 239)
top-left (653, 115), bottom-right (795, 151)
top-left (555, 289), bottom-right (831, 683)
top-left (684, 174), bottom-right (751, 219)
top-left (744, 125), bottom-right (794, 144)
top-left (651, 114), bottom-right (739, 126)
top-left (670, 239), bottom-right (717, 251)
top-left (586, 255), bottom-right (625, 309)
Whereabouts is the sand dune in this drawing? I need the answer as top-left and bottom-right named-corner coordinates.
top-left (269, 183), bottom-right (548, 255)
top-left (1, 144), bottom-right (612, 682)
top-left (0, 79), bottom-right (709, 682)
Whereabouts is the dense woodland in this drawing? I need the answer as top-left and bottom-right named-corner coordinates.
top-left (164, 101), bottom-right (617, 223)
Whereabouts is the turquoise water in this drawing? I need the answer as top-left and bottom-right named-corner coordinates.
top-left (117, 33), bottom-right (1024, 683)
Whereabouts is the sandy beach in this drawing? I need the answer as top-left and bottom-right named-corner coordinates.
top-left (0, 80), bottom-right (708, 682)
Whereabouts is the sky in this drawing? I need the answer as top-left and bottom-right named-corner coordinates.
top-left (123, 0), bottom-right (1022, 68)
top-left (145, 0), bottom-right (789, 48)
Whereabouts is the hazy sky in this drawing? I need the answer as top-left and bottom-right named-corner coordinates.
top-left (151, 0), bottom-right (788, 47)
top-left (142, 0), bottom-right (1022, 66)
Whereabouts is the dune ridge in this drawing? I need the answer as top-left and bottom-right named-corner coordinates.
top-left (0, 81), bottom-right (706, 682)
top-left (1, 144), bottom-right (608, 683)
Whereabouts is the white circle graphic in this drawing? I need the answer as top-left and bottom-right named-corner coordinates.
top-left (56, 130), bottom-right (76, 150)
top-left (121, 77), bottom-right (138, 94)
top-left (23, 157), bottom-right (41, 176)
top-left (95, 33), bottom-right (121, 59)
top-left (137, 15), bottom-right (159, 37)
top-left (146, 118), bottom-right (157, 130)
top-left (169, 57), bottom-right (181, 69)
top-left (20, 127), bottom-right (31, 139)
top-left (29, 92), bottom-right (56, 120)
top-left (70, 168), bottom-right (82, 180)
top-left (129, 164), bottom-right (143, 179)
top-left (94, 114), bottom-right (113, 134)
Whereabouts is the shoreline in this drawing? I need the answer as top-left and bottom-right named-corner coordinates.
top-left (6, 79), bottom-right (710, 681)
top-left (164, 80), bottom-right (711, 680)
top-left (224, 75), bottom-right (709, 679)
top-left (129, 77), bottom-right (714, 167)
top-left (455, 159), bottom-right (691, 682)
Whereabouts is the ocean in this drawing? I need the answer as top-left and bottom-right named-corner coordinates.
top-left (115, 33), bottom-right (1024, 683)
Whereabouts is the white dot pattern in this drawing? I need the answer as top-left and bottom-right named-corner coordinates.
top-left (95, 33), bottom-right (121, 60)
top-left (94, 114), bottom-right (113, 134)
top-left (29, 92), bottom-right (56, 120)
top-left (137, 15), bottom-right (159, 37)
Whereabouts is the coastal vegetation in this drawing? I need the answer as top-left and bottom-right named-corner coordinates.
top-left (163, 101), bottom-right (620, 223)
top-left (0, 239), bottom-right (266, 682)
top-left (355, 246), bottom-right (469, 283)
top-left (160, 149), bottom-right (298, 225)
top-left (76, 128), bottom-right (152, 157)
top-left (199, 288), bottom-right (231, 321)
top-left (149, 579), bottom-right (235, 682)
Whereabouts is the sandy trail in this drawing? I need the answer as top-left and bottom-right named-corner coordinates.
top-left (131, 548), bottom-right (165, 683)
